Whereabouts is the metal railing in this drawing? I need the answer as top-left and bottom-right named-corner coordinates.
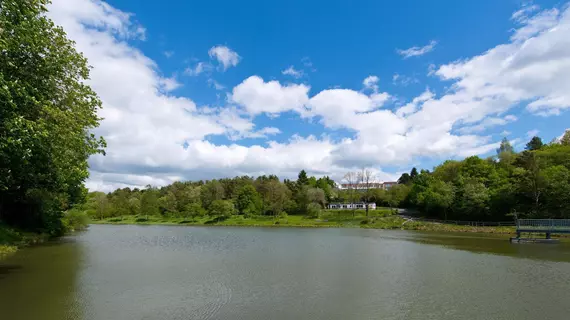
top-left (517, 219), bottom-right (570, 231)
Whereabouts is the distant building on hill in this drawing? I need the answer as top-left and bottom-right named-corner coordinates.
top-left (337, 182), bottom-right (398, 190)
top-left (327, 202), bottom-right (377, 210)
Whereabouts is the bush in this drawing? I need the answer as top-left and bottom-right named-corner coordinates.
top-left (307, 203), bottom-right (322, 218)
top-left (62, 208), bottom-right (89, 232)
top-left (135, 217), bottom-right (148, 222)
top-left (208, 200), bottom-right (236, 217)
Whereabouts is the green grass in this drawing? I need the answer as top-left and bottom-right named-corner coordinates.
top-left (91, 209), bottom-right (517, 234)
top-left (362, 216), bottom-right (515, 234)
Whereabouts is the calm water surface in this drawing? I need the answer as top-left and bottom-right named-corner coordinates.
top-left (2, 225), bottom-right (570, 320)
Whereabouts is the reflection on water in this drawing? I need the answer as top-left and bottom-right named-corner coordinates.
top-left (0, 237), bottom-right (84, 320)
top-left (377, 230), bottom-right (570, 262)
top-left (1, 225), bottom-right (570, 320)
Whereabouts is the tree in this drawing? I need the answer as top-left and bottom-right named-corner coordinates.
top-left (208, 200), bottom-right (235, 217)
top-left (410, 168), bottom-right (419, 180)
top-left (266, 180), bottom-right (290, 218)
top-left (307, 188), bottom-right (326, 208)
top-left (526, 136), bottom-right (544, 151)
top-left (200, 180), bottom-right (224, 209)
top-left (94, 193), bottom-right (110, 220)
top-left (386, 184), bottom-right (411, 210)
top-left (560, 130), bottom-right (570, 145)
top-left (140, 188), bottom-right (159, 218)
top-left (497, 137), bottom-right (515, 155)
top-left (342, 171), bottom-right (359, 216)
top-left (235, 185), bottom-right (261, 216)
top-left (297, 170), bottom-right (309, 187)
top-left (458, 181), bottom-right (490, 218)
top-left (0, 0), bottom-right (105, 234)
top-left (358, 168), bottom-right (375, 216)
top-left (417, 180), bottom-right (454, 220)
top-left (541, 166), bottom-right (570, 218)
top-left (398, 173), bottom-right (412, 185)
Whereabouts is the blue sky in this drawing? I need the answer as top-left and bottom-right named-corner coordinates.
top-left (47, 0), bottom-right (570, 191)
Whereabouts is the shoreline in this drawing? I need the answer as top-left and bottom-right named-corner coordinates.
top-left (90, 215), bottom-right (516, 235)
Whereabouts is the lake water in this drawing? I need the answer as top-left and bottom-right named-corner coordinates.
top-left (2, 225), bottom-right (570, 320)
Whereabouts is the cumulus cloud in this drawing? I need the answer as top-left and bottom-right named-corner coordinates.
top-left (397, 40), bottom-right (437, 58)
top-left (231, 76), bottom-right (310, 115)
top-left (47, 0), bottom-right (570, 191)
top-left (208, 45), bottom-right (241, 70)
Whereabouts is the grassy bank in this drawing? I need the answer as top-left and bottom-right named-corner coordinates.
top-left (91, 210), bottom-right (516, 234)
top-left (0, 224), bottom-right (51, 257)
top-left (0, 210), bottom-right (89, 258)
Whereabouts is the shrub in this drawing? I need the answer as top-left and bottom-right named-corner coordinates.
top-left (207, 200), bottom-right (236, 217)
top-left (62, 208), bottom-right (89, 232)
top-left (307, 203), bottom-right (322, 218)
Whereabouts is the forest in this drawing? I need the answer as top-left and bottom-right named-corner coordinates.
top-left (81, 134), bottom-right (570, 223)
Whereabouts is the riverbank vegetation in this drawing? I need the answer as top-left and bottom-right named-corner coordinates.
top-left (84, 134), bottom-right (570, 232)
top-left (92, 211), bottom-right (514, 234)
top-left (396, 135), bottom-right (570, 221)
top-left (0, 0), bottom-right (103, 246)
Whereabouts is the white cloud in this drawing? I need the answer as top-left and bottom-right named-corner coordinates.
top-left (456, 115), bottom-right (517, 134)
top-left (163, 51), bottom-right (174, 58)
top-left (362, 75), bottom-right (379, 92)
top-left (257, 127), bottom-right (281, 135)
top-left (208, 79), bottom-right (225, 90)
top-left (158, 76), bottom-right (181, 92)
top-left (526, 129), bottom-right (540, 138)
top-left (395, 89), bottom-right (434, 117)
top-left (231, 76), bottom-right (310, 115)
top-left (512, 4), bottom-right (540, 22)
top-left (184, 62), bottom-right (212, 76)
top-left (282, 66), bottom-right (304, 78)
top-left (392, 73), bottom-right (419, 86)
top-left (208, 45), bottom-right (241, 70)
top-left (46, 0), bottom-right (570, 191)
top-left (436, 5), bottom-right (570, 116)
top-left (397, 40), bottom-right (437, 58)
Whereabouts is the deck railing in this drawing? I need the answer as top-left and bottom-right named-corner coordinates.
top-left (517, 219), bottom-right (570, 233)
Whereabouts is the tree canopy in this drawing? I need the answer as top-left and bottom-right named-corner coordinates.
top-left (0, 0), bottom-right (104, 235)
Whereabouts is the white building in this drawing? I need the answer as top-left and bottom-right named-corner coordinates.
top-left (327, 202), bottom-right (377, 210)
top-left (337, 182), bottom-right (397, 190)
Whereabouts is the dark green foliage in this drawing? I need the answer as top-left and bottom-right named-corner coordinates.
top-left (207, 200), bottom-right (235, 217)
top-left (297, 170), bottom-right (309, 187)
top-left (402, 140), bottom-right (570, 220)
top-left (0, 0), bottom-right (104, 234)
top-left (235, 185), bottom-right (261, 215)
top-left (410, 168), bottom-right (418, 180)
top-left (526, 136), bottom-right (544, 151)
top-left (398, 173), bottom-right (412, 185)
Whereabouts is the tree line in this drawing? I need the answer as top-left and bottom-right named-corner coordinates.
top-left (85, 172), bottom-right (340, 220)
top-left (395, 134), bottom-right (570, 221)
top-left (85, 133), bottom-right (570, 223)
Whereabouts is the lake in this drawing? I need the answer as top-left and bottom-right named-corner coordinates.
top-left (2, 225), bottom-right (570, 320)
